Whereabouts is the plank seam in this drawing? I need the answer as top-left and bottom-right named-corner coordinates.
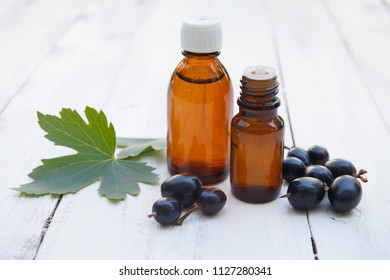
top-left (5, 0), bottom-right (94, 260)
top-left (265, 0), bottom-right (320, 260)
top-left (264, 0), bottom-right (296, 148)
top-left (33, 195), bottom-right (63, 260)
top-left (306, 209), bottom-right (319, 260)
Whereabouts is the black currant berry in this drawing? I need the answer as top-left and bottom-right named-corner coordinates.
top-left (161, 173), bottom-right (202, 208)
top-left (307, 145), bottom-right (329, 165)
top-left (198, 187), bottom-right (227, 215)
top-left (176, 187), bottom-right (227, 225)
top-left (324, 158), bottom-right (357, 178)
top-left (305, 165), bottom-right (334, 186)
top-left (287, 147), bottom-right (311, 166)
top-left (282, 157), bottom-right (306, 183)
top-left (148, 198), bottom-right (182, 225)
top-left (282, 177), bottom-right (325, 210)
top-left (328, 175), bottom-right (362, 212)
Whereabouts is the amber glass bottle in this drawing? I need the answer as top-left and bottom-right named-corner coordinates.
top-left (230, 65), bottom-right (284, 203)
top-left (167, 16), bottom-right (233, 184)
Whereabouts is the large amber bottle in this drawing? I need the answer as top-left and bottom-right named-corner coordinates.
top-left (167, 16), bottom-right (233, 184)
top-left (230, 65), bottom-right (284, 202)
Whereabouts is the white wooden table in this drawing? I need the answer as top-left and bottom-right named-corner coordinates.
top-left (1, 0), bottom-right (389, 260)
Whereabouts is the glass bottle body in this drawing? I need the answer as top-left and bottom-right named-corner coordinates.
top-left (230, 109), bottom-right (284, 202)
top-left (230, 69), bottom-right (284, 203)
top-left (167, 52), bottom-right (233, 184)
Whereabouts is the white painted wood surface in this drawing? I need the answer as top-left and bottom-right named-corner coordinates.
top-left (0, 0), bottom-right (389, 260)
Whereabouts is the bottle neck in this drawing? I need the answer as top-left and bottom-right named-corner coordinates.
top-left (237, 75), bottom-right (280, 112)
top-left (182, 50), bottom-right (220, 60)
top-left (239, 107), bottom-right (278, 119)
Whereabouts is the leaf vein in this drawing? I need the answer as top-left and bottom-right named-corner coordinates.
top-left (40, 113), bottom-right (112, 157)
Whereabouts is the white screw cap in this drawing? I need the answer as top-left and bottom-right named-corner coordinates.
top-left (243, 65), bottom-right (277, 80)
top-left (181, 16), bottom-right (222, 53)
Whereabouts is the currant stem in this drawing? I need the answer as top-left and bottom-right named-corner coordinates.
top-left (280, 193), bottom-right (291, 199)
top-left (355, 169), bottom-right (368, 183)
top-left (176, 205), bottom-right (201, 225)
top-left (147, 212), bottom-right (157, 218)
top-left (320, 181), bottom-right (330, 191)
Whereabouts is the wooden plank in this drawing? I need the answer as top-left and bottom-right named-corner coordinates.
top-left (0, 0), bottom-right (88, 260)
top-left (0, 0), bottom-right (153, 260)
top-left (269, 0), bottom-right (390, 259)
top-left (0, 0), bottom-right (88, 110)
top-left (324, 0), bottom-right (390, 129)
top-left (31, 0), bottom-right (314, 259)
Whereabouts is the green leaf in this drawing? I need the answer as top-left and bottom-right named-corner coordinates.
top-left (15, 107), bottom-right (159, 200)
top-left (116, 137), bottom-right (167, 159)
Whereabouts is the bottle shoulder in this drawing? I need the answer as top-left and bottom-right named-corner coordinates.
top-left (172, 56), bottom-right (231, 83)
top-left (232, 114), bottom-right (284, 131)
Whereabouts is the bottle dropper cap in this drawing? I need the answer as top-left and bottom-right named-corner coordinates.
top-left (243, 65), bottom-right (277, 80)
top-left (181, 16), bottom-right (222, 53)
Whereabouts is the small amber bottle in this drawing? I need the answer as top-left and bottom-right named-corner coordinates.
top-left (230, 65), bottom-right (284, 203)
top-left (167, 16), bottom-right (233, 184)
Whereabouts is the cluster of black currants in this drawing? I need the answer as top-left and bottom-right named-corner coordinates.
top-left (148, 173), bottom-right (227, 225)
top-left (282, 145), bottom-right (368, 212)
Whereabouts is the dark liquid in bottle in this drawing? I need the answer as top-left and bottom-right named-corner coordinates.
top-left (167, 54), bottom-right (233, 184)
